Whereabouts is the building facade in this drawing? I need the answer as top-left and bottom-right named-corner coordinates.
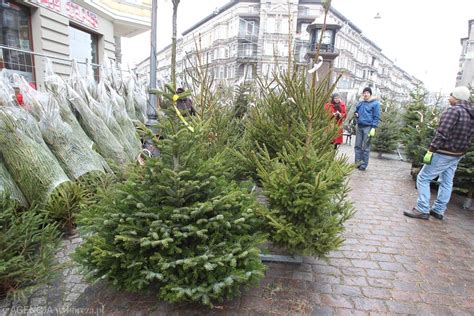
top-left (456, 19), bottom-right (474, 88)
top-left (0, 0), bottom-right (151, 89)
top-left (136, 0), bottom-right (421, 102)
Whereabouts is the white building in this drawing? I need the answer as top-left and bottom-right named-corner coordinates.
top-left (456, 19), bottom-right (474, 88)
top-left (0, 0), bottom-right (151, 89)
top-left (136, 0), bottom-right (421, 101)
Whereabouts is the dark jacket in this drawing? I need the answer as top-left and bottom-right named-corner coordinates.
top-left (176, 98), bottom-right (196, 116)
top-left (355, 98), bottom-right (381, 127)
top-left (430, 100), bottom-right (474, 156)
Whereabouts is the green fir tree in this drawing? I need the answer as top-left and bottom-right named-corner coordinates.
top-left (73, 120), bottom-right (266, 307)
top-left (250, 72), bottom-right (354, 257)
top-left (453, 86), bottom-right (474, 199)
top-left (372, 99), bottom-right (401, 158)
top-left (401, 88), bottom-right (440, 177)
top-left (0, 197), bottom-right (61, 299)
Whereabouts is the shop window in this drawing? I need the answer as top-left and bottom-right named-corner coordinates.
top-left (0, 1), bottom-right (35, 85)
top-left (69, 25), bottom-right (98, 80)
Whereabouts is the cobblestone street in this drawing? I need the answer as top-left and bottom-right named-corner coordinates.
top-left (1, 144), bottom-right (473, 315)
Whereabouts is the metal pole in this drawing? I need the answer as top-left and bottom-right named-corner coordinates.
top-left (147, 0), bottom-right (158, 126)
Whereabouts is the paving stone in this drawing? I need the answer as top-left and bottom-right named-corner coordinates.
top-left (366, 278), bottom-right (393, 289)
top-left (319, 294), bottom-right (354, 309)
top-left (386, 301), bottom-right (418, 315)
top-left (352, 297), bottom-right (387, 312)
top-left (341, 276), bottom-right (368, 287)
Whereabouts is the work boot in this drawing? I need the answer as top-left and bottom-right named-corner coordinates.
top-left (403, 208), bottom-right (429, 220)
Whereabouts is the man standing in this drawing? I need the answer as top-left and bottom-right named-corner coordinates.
top-left (404, 86), bottom-right (473, 220)
top-left (354, 87), bottom-right (381, 171)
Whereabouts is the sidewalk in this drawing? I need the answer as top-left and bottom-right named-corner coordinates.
top-left (1, 144), bottom-right (473, 315)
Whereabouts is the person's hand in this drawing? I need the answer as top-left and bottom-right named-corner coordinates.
top-left (368, 128), bottom-right (376, 137)
top-left (423, 151), bottom-right (433, 165)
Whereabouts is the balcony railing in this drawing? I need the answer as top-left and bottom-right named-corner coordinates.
top-left (238, 32), bottom-right (259, 42)
top-left (237, 51), bottom-right (257, 59)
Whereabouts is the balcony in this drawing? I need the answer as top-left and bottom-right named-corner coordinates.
top-left (238, 32), bottom-right (259, 43)
top-left (237, 51), bottom-right (258, 63)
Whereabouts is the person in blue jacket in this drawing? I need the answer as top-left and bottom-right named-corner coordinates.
top-left (354, 87), bottom-right (381, 171)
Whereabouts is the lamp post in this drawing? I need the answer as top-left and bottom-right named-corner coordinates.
top-left (306, 19), bottom-right (340, 87)
top-left (147, 0), bottom-right (158, 127)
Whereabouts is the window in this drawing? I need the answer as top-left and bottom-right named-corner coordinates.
top-left (239, 19), bottom-right (257, 37)
top-left (0, 1), bottom-right (34, 85)
top-left (298, 22), bottom-right (310, 40)
top-left (69, 25), bottom-right (98, 79)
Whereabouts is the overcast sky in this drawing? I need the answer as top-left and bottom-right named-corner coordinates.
top-left (121, 0), bottom-right (474, 93)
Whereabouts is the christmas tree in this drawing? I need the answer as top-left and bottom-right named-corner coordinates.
top-left (453, 86), bottom-right (474, 208)
top-left (401, 87), bottom-right (440, 177)
top-left (249, 71), bottom-right (354, 257)
top-left (372, 99), bottom-right (402, 158)
top-left (0, 197), bottom-right (61, 299)
top-left (73, 119), bottom-right (266, 306)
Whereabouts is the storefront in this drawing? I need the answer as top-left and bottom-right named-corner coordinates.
top-left (0, 0), bottom-right (150, 88)
top-left (0, 0), bottom-right (35, 86)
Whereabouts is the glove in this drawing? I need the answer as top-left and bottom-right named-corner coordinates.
top-left (368, 128), bottom-right (376, 137)
top-left (172, 94), bottom-right (180, 102)
top-left (423, 151), bottom-right (433, 165)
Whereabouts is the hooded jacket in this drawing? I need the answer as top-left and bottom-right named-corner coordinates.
top-left (355, 98), bottom-right (381, 128)
top-left (430, 100), bottom-right (474, 156)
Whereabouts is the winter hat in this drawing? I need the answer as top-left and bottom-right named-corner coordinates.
top-left (332, 92), bottom-right (340, 98)
top-left (362, 87), bottom-right (372, 95)
top-left (451, 86), bottom-right (470, 101)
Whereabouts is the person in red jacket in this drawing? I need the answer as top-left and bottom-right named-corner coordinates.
top-left (325, 92), bottom-right (347, 149)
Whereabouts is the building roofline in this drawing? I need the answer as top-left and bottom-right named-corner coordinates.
top-left (182, 0), bottom-right (259, 36)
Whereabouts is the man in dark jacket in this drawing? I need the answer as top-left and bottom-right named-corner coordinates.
top-left (176, 87), bottom-right (196, 116)
top-left (404, 86), bottom-right (473, 220)
top-left (354, 87), bottom-right (381, 170)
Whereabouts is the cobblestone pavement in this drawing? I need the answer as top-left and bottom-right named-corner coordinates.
top-left (1, 144), bottom-right (473, 315)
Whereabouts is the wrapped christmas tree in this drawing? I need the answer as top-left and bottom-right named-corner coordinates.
top-left (73, 119), bottom-right (266, 306)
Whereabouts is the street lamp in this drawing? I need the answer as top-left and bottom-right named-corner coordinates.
top-left (307, 22), bottom-right (340, 59)
top-left (306, 18), bottom-right (341, 86)
top-left (147, 0), bottom-right (158, 126)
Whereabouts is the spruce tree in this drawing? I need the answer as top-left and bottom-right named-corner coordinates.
top-left (73, 120), bottom-right (266, 306)
top-left (250, 72), bottom-right (354, 257)
top-left (453, 86), bottom-right (474, 206)
top-left (372, 99), bottom-right (401, 158)
top-left (401, 88), bottom-right (440, 177)
top-left (0, 197), bottom-right (61, 299)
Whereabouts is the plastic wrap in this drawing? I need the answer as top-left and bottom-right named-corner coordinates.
top-left (0, 70), bottom-right (16, 107)
top-left (66, 84), bottom-right (129, 165)
top-left (123, 73), bottom-right (138, 120)
top-left (133, 84), bottom-right (148, 123)
top-left (16, 75), bottom-right (106, 179)
top-left (0, 108), bottom-right (71, 204)
top-left (97, 79), bottom-right (141, 160)
top-left (85, 60), bottom-right (98, 100)
top-left (0, 158), bottom-right (28, 206)
top-left (43, 59), bottom-right (94, 149)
